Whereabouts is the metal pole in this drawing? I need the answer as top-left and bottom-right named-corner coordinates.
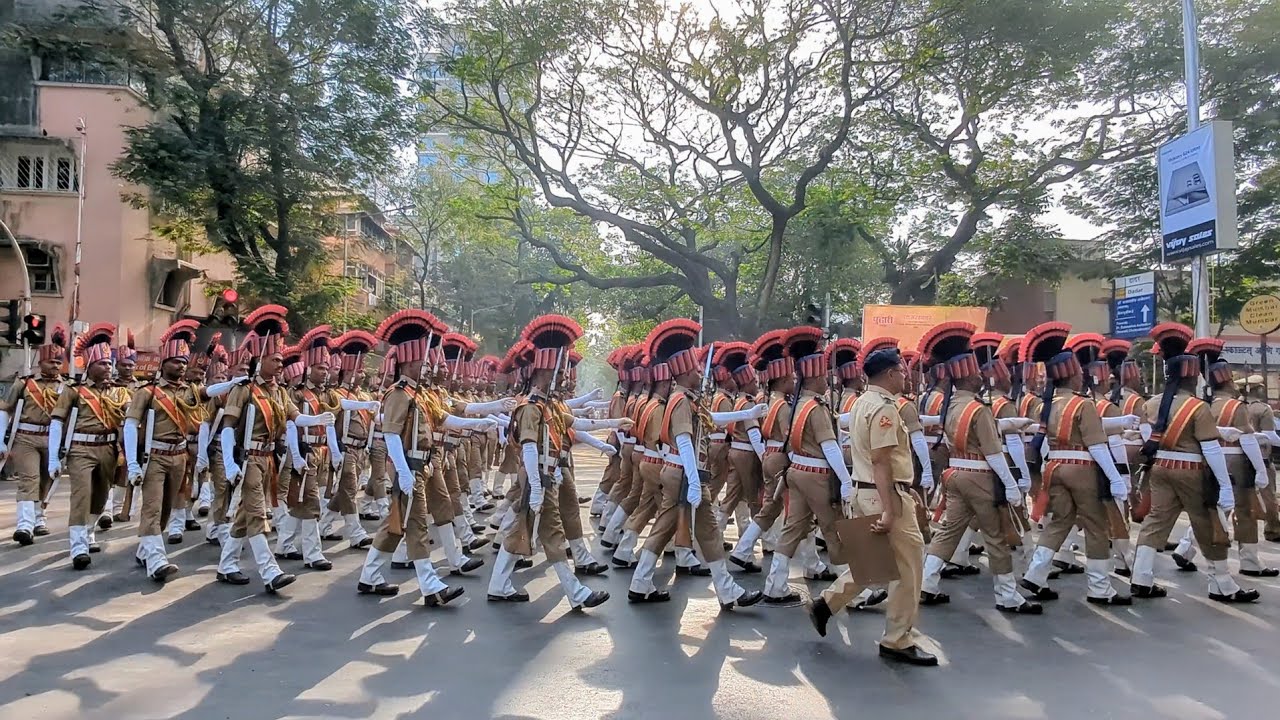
top-left (1183, 0), bottom-right (1211, 338)
top-left (1262, 333), bottom-right (1270, 401)
top-left (67, 119), bottom-right (87, 378)
top-left (0, 219), bottom-right (32, 374)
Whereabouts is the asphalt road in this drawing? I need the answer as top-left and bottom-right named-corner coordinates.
top-left (1, 450), bottom-right (1278, 720)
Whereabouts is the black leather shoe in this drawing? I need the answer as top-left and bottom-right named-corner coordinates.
top-left (305, 559), bottom-right (333, 571)
top-left (72, 554), bottom-right (92, 571)
top-left (575, 562), bottom-right (608, 576)
top-left (13, 529), bottom-right (34, 546)
top-left (1087, 595), bottom-right (1133, 606)
top-left (600, 539), bottom-right (617, 549)
top-left (807, 598), bottom-right (833, 637)
top-left (1052, 559), bottom-right (1085, 574)
top-left (1241, 568), bottom-right (1280, 578)
top-left (1114, 567), bottom-right (1132, 578)
top-left (488, 591), bottom-right (530, 602)
top-left (940, 563), bottom-right (979, 578)
top-left (424, 586), bottom-right (465, 607)
top-left (576, 590), bottom-right (610, 609)
top-left (762, 591), bottom-right (800, 605)
top-left (1132, 583), bottom-right (1167, 599)
top-left (275, 551), bottom-right (304, 561)
top-left (151, 565), bottom-right (179, 583)
top-left (676, 565), bottom-right (711, 577)
top-left (1047, 568), bottom-right (1062, 580)
top-left (266, 573), bottom-right (296, 593)
top-left (98, 515), bottom-right (113, 530)
top-left (33, 525), bottom-right (49, 537)
top-left (217, 571), bottom-right (251, 585)
top-left (88, 543), bottom-right (101, 554)
top-left (466, 537), bottom-right (488, 552)
top-left (515, 558), bottom-right (534, 570)
top-left (850, 588), bottom-right (890, 611)
top-left (628, 590), bottom-right (671, 603)
top-left (470, 524), bottom-right (487, 534)
top-left (722, 590), bottom-right (764, 611)
top-left (1172, 553), bottom-right (1197, 572)
top-left (879, 644), bottom-right (938, 666)
top-left (450, 557), bottom-right (484, 575)
top-left (1163, 542), bottom-right (1179, 552)
top-left (1019, 579), bottom-right (1059, 601)
top-left (920, 591), bottom-right (951, 606)
top-left (196, 507), bottom-right (209, 517)
top-left (611, 556), bottom-right (637, 569)
top-left (578, 496), bottom-right (591, 505)
top-left (806, 569), bottom-right (838, 582)
top-left (728, 555), bottom-right (762, 573)
top-left (391, 560), bottom-right (413, 570)
top-left (206, 536), bottom-right (221, 547)
top-left (360, 512), bottom-right (381, 521)
top-left (321, 533), bottom-right (343, 542)
top-left (475, 502), bottom-right (495, 512)
top-left (1209, 588), bottom-right (1260, 603)
top-left (352, 537), bottom-right (373, 549)
top-left (166, 534), bottom-right (183, 545)
top-left (814, 536), bottom-right (827, 549)
top-left (358, 582), bottom-right (400, 596)
top-left (997, 601), bottom-right (1043, 615)
top-left (185, 519), bottom-right (201, 532)
top-left (968, 544), bottom-right (985, 556)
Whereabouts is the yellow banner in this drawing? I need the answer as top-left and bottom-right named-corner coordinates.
top-left (861, 305), bottom-right (989, 353)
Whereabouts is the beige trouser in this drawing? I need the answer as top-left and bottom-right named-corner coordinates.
top-left (503, 471), bottom-right (568, 562)
top-left (284, 448), bottom-right (327, 521)
top-left (707, 440), bottom-right (730, 498)
top-left (1037, 463), bottom-right (1112, 560)
top-left (1137, 466), bottom-right (1228, 561)
top-left (623, 459), bottom-right (663, 533)
top-left (138, 450), bottom-right (188, 536)
top-left (498, 442), bottom-right (519, 474)
top-left (428, 461), bottom-right (455, 524)
top-left (752, 451), bottom-right (789, 531)
top-left (777, 468), bottom-right (845, 559)
top-left (230, 454), bottom-right (276, 538)
top-left (559, 465), bottom-right (584, 541)
top-left (328, 446), bottom-right (368, 515)
top-left (821, 485), bottom-right (927, 651)
top-left (600, 448), bottom-right (620, 496)
top-left (1260, 462), bottom-right (1280, 539)
top-left (443, 448), bottom-right (466, 515)
top-left (11, 431), bottom-right (53, 502)
top-left (926, 469), bottom-right (1014, 574)
top-left (724, 448), bottom-right (762, 517)
top-left (372, 467), bottom-right (432, 560)
top-left (641, 464), bottom-right (725, 561)
top-left (366, 439), bottom-right (387, 501)
top-left (67, 443), bottom-right (116, 526)
top-left (209, 448), bottom-right (231, 524)
top-left (1228, 456), bottom-right (1259, 544)
top-left (608, 446), bottom-right (636, 505)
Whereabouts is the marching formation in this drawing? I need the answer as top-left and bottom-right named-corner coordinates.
top-left (2, 307), bottom-right (1278, 667)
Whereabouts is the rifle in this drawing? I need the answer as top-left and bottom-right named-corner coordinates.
top-left (44, 403), bottom-right (78, 508)
top-left (0, 396), bottom-right (23, 476)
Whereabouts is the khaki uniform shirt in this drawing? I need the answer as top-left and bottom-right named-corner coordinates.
top-left (849, 385), bottom-right (914, 485)
top-left (382, 379), bottom-right (446, 454)
top-left (221, 377), bottom-right (298, 443)
top-left (336, 387), bottom-right (374, 443)
top-left (2, 375), bottom-right (61, 425)
top-left (762, 390), bottom-right (792, 446)
top-left (1143, 390), bottom-right (1219, 452)
top-left (896, 397), bottom-right (923, 434)
top-left (944, 389), bottom-right (1002, 458)
top-left (51, 380), bottom-right (118, 434)
top-left (1046, 387), bottom-right (1106, 449)
top-left (791, 389), bottom-right (837, 458)
top-left (125, 378), bottom-right (202, 444)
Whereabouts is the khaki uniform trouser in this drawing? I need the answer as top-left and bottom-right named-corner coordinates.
top-left (372, 467), bottom-right (432, 560)
top-left (560, 465), bottom-right (584, 541)
top-left (503, 470), bottom-right (568, 562)
top-left (1037, 464), bottom-right (1113, 560)
top-left (1137, 466), bottom-right (1229, 561)
top-left (821, 485), bottom-right (926, 651)
top-left (752, 451), bottom-right (789, 531)
top-left (209, 448), bottom-right (231, 524)
top-left (488, 434), bottom-right (499, 468)
top-left (926, 470), bottom-right (1014, 574)
top-left (724, 448), bottom-right (762, 518)
top-left (284, 446), bottom-right (328, 521)
top-left (428, 461), bottom-right (455, 524)
top-left (443, 448), bottom-right (466, 515)
top-left (11, 431), bottom-right (53, 502)
top-left (624, 459), bottom-right (664, 533)
top-left (777, 468), bottom-right (846, 560)
top-left (366, 440), bottom-right (387, 500)
top-left (468, 439), bottom-right (483, 480)
top-left (138, 450), bottom-right (188, 536)
top-left (498, 442), bottom-right (519, 474)
top-left (641, 464), bottom-right (724, 562)
top-left (328, 446), bottom-right (368, 516)
top-left (1260, 459), bottom-right (1280, 538)
top-left (67, 444), bottom-right (117, 526)
top-left (1228, 455), bottom-right (1260, 545)
top-left (707, 441), bottom-right (730, 498)
top-left (608, 446), bottom-right (635, 505)
top-left (600, 448), bottom-right (620, 495)
top-left (230, 454), bottom-right (276, 539)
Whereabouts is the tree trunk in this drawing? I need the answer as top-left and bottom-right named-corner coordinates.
top-left (753, 219), bottom-right (787, 324)
top-left (887, 208), bottom-right (984, 305)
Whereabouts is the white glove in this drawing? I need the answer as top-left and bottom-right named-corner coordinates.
top-left (909, 430), bottom-right (934, 484)
top-left (219, 426), bottom-right (240, 482)
top-left (397, 470), bottom-right (415, 495)
top-left (1005, 484), bottom-right (1024, 507)
top-left (205, 377), bottom-right (248, 398)
top-left (295, 412), bottom-right (335, 427)
top-left (326, 424), bottom-right (343, 470)
top-left (919, 466), bottom-right (935, 492)
top-left (522, 442), bottom-right (545, 512)
top-left (47, 419), bottom-right (64, 477)
top-left (1201, 439), bottom-right (1233, 498)
top-left (1239, 433), bottom-right (1268, 489)
top-left (919, 414), bottom-right (942, 427)
top-left (195, 454), bottom-right (209, 474)
top-left (985, 452), bottom-right (1022, 506)
top-left (529, 482), bottom-right (545, 512)
top-left (286, 421), bottom-right (306, 472)
top-left (675, 433), bottom-right (702, 507)
top-left (128, 462), bottom-right (145, 486)
top-left (1087, 442), bottom-right (1128, 497)
top-left (1218, 482), bottom-right (1236, 512)
top-left (997, 417), bottom-right (1032, 434)
top-left (360, 467), bottom-right (372, 484)
top-left (1006, 433), bottom-right (1031, 491)
top-left (339, 398), bottom-right (380, 412)
top-left (564, 388), bottom-right (602, 408)
top-left (48, 457), bottom-right (62, 478)
top-left (1101, 414), bottom-right (1140, 432)
top-left (1217, 426), bottom-right (1243, 443)
top-left (195, 421), bottom-right (211, 473)
top-left (747, 427), bottom-right (766, 459)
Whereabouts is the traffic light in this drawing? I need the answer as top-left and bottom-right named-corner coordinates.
top-left (21, 313), bottom-right (46, 345)
top-left (804, 302), bottom-right (823, 327)
top-left (1, 299), bottom-right (17, 344)
top-left (208, 287), bottom-right (240, 325)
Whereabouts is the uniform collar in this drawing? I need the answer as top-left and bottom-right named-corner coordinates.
top-left (951, 388), bottom-right (977, 401)
top-left (865, 384), bottom-right (896, 401)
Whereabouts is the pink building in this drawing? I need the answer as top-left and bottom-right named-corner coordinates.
top-left (0, 57), bottom-right (233, 378)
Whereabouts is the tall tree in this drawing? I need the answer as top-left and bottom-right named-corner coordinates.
top-left (14, 0), bottom-right (426, 326)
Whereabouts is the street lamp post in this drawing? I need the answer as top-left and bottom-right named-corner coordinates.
top-left (1183, 0), bottom-right (1211, 338)
top-left (0, 218), bottom-right (32, 374)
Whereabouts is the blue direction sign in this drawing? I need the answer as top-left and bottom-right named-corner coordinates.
top-left (1112, 272), bottom-right (1156, 339)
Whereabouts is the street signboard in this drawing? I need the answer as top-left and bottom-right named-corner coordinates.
top-left (1239, 294), bottom-right (1280, 336)
top-left (1112, 271), bottom-right (1156, 339)
top-left (1158, 120), bottom-right (1238, 262)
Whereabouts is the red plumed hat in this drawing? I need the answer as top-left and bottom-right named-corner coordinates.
top-left (376, 309), bottom-right (447, 367)
top-left (76, 322), bottom-right (116, 365)
top-left (298, 324), bottom-right (333, 369)
top-left (918, 321), bottom-right (978, 381)
top-left (644, 318), bottom-right (701, 377)
top-left (522, 315), bottom-right (583, 372)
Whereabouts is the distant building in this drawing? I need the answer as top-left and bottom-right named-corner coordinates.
top-left (330, 198), bottom-right (417, 327)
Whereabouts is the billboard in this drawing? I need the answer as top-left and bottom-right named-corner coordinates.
top-left (861, 305), bottom-right (989, 353)
top-left (1158, 120), bottom-right (1238, 262)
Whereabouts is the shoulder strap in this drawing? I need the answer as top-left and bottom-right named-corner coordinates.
top-left (789, 397), bottom-right (822, 445)
top-left (1122, 393), bottom-right (1143, 415)
top-left (75, 386), bottom-right (109, 426)
top-left (659, 391), bottom-right (689, 447)
top-left (953, 400), bottom-right (985, 452)
top-left (148, 385), bottom-right (192, 437)
top-left (992, 396), bottom-right (1011, 417)
top-left (762, 398), bottom-right (786, 437)
top-left (1160, 397), bottom-right (1205, 450)
top-left (1095, 398), bottom-right (1114, 418)
top-left (24, 378), bottom-right (55, 415)
top-left (1216, 398), bottom-right (1243, 427)
top-left (1053, 395), bottom-right (1088, 449)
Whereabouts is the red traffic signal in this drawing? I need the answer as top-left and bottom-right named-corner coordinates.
top-left (220, 288), bottom-right (238, 303)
